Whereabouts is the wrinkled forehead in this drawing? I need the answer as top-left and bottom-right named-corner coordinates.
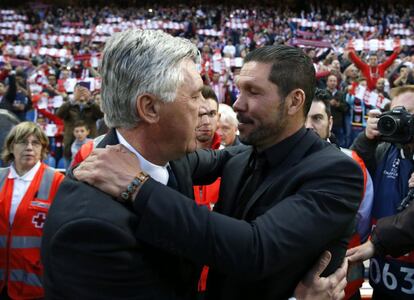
top-left (391, 92), bottom-right (414, 113)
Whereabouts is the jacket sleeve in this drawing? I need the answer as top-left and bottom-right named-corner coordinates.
top-left (371, 201), bottom-right (414, 257)
top-left (187, 145), bottom-right (249, 186)
top-left (348, 50), bottom-right (367, 71)
top-left (42, 218), bottom-right (150, 299)
top-left (336, 92), bottom-right (349, 112)
top-left (379, 48), bottom-right (400, 71)
top-left (350, 132), bottom-right (380, 176)
top-left (132, 155), bottom-right (362, 280)
top-left (91, 103), bottom-right (104, 119)
top-left (56, 102), bottom-right (71, 120)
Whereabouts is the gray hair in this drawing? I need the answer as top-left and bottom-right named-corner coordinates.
top-left (219, 103), bottom-right (238, 128)
top-left (100, 29), bottom-right (200, 128)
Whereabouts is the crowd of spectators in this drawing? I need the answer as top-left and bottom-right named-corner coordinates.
top-left (0, 2), bottom-right (413, 166)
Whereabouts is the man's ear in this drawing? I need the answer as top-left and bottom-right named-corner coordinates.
top-left (328, 116), bottom-right (333, 132)
top-left (286, 89), bottom-right (305, 116)
top-left (136, 94), bottom-right (161, 124)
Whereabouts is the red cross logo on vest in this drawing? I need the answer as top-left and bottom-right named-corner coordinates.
top-left (32, 212), bottom-right (47, 229)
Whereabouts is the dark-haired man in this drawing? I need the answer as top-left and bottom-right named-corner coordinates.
top-left (349, 85), bottom-right (414, 300)
top-left (75, 45), bottom-right (364, 299)
top-left (306, 91), bottom-right (374, 300)
top-left (194, 85), bottom-right (221, 208)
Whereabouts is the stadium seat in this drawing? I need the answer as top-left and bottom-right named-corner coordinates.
top-left (56, 157), bottom-right (69, 170)
top-left (43, 155), bottom-right (56, 168)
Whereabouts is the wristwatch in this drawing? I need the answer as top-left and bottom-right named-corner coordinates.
top-left (120, 171), bottom-right (149, 203)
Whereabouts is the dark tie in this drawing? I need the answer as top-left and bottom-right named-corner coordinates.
top-left (167, 165), bottom-right (179, 190)
top-left (234, 152), bottom-right (266, 219)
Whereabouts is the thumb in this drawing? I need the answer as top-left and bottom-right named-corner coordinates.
top-left (346, 247), bottom-right (358, 258)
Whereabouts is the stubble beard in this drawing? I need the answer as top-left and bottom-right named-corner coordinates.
top-left (240, 105), bottom-right (288, 148)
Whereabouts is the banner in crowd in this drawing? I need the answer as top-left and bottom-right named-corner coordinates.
top-left (353, 84), bottom-right (390, 110)
top-left (289, 18), bottom-right (412, 36)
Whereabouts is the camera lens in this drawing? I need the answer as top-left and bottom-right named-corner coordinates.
top-left (378, 115), bottom-right (399, 136)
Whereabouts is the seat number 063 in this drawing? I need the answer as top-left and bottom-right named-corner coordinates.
top-left (370, 258), bottom-right (414, 294)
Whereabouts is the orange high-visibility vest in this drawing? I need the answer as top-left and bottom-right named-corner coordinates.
top-left (342, 149), bottom-right (368, 300)
top-left (0, 163), bottom-right (64, 299)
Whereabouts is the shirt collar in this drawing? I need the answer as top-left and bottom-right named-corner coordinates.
top-left (8, 161), bottom-right (41, 181)
top-left (115, 129), bottom-right (169, 185)
top-left (259, 127), bottom-right (307, 168)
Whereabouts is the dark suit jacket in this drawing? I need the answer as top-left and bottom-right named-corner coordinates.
top-left (0, 74), bottom-right (16, 112)
top-left (372, 200), bottom-right (414, 258)
top-left (41, 129), bottom-right (235, 299)
top-left (132, 129), bottom-right (364, 299)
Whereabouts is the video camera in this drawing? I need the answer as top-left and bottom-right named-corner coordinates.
top-left (377, 106), bottom-right (414, 144)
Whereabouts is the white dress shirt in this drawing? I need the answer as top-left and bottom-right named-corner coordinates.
top-left (116, 130), bottom-right (169, 185)
top-left (8, 161), bottom-right (41, 224)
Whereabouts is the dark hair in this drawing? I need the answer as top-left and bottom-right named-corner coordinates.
top-left (313, 89), bottom-right (332, 118)
top-left (201, 85), bottom-right (218, 106)
top-left (73, 120), bottom-right (89, 130)
top-left (244, 45), bottom-right (316, 116)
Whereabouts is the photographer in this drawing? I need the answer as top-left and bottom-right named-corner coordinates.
top-left (351, 85), bottom-right (414, 300)
top-left (347, 174), bottom-right (414, 262)
top-left (56, 82), bottom-right (103, 164)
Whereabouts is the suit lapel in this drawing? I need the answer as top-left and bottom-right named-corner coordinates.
top-left (96, 128), bottom-right (119, 148)
top-left (168, 160), bottom-right (193, 198)
top-left (241, 131), bottom-right (319, 219)
top-left (217, 147), bottom-right (253, 215)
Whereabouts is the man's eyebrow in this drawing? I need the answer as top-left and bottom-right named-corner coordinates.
top-left (235, 76), bottom-right (264, 89)
top-left (312, 114), bottom-right (324, 118)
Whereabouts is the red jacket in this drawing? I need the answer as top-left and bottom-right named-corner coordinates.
top-left (193, 132), bottom-right (222, 208)
top-left (0, 163), bottom-right (64, 299)
top-left (349, 48), bottom-right (399, 90)
top-left (194, 133), bottom-right (222, 292)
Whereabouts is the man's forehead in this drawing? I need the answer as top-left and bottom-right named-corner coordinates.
top-left (309, 101), bottom-right (328, 116)
top-left (236, 62), bottom-right (272, 85)
top-left (392, 92), bottom-right (414, 112)
top-left (206, 98), bottom-right (218, 110)
top-left (179, 63), bottom-right (203, 92)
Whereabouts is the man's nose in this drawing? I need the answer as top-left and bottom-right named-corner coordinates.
top-left (233, 95), bottom-right (245, 112)
top-left (305, 119), bottom-right (313, 129)
top-left (201, 114), bottom-right (211, 123)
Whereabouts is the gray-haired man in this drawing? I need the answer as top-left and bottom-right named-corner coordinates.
top-left (42, 30), bottom-right (349, 299)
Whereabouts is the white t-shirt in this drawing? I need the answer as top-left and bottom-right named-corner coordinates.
top-left (8, 161), bottom-right (41, 224)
